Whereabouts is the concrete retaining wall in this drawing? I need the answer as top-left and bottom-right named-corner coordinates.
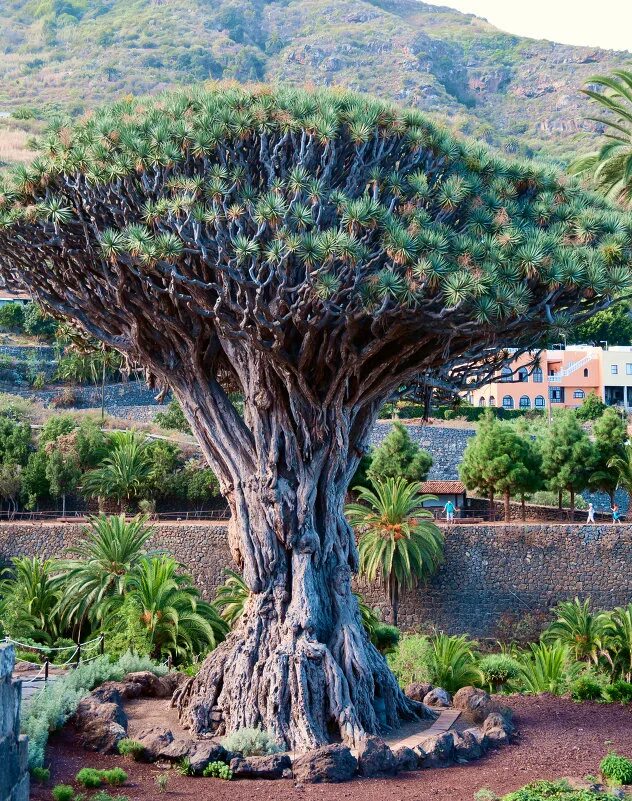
top-left (1, 521), bottom-right (630, 637)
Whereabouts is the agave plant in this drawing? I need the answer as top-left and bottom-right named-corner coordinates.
top-left (542, 598), bottom-right (608, 664)
top-left (346, 477), bottom-right (444, 626)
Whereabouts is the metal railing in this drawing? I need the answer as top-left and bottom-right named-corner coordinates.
top-left (0, 507), bottom-right (230, 522)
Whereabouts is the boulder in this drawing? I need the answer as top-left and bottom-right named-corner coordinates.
top-left (453, 727), bottom-right (486, 761)
top-left (422, 687), bottom-right (452, 708)
top-left (356, 737), bottom-right (398, 777)
top-left (90, 682), bottom-right (124, 705)
top-left (124, 671), bottom-right (163, 697)
top-left (293, 744), bottom-right (358, 783)
top-left (157, 737), bottom-right (196, 761)
top-left (136, 726), bottom-right (174, 761)
top-left (188, 740), bottom-right (228, 774)
top-left (482, 712), bottom-right (514, 746)
top-left (405, 682), bottom-right (433, 702)
top-left (156, 672), bottom-right (187, 698)
top-left (73, 698), bottom-right (127, 730)
top-left (416, 731), bottom-right (455, 768)
top-left (393, 746), bottom-right (419, 772)
top-left (453, 687), bottom-right (493, 723)
top-left (230, 753), bottom-right (292, 779)
top-left (79, 719), bottom-right (126, 753)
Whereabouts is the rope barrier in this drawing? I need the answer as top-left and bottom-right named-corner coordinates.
top-left (4, 634), bottom-right (102, 652)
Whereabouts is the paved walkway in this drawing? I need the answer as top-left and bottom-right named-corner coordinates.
top-left (384, 709), bottom-right (461, 750)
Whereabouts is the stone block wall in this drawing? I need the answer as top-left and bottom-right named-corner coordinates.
top-left (0, 644), bottom-right (29, 801)
top-left (1, 521), bottom-right (631, 637)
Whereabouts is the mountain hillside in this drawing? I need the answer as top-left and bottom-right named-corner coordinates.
top-left (1, 0), bottom-right (631, 167)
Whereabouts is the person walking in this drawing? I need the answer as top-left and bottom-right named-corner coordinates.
top-left (611, 503), bottom-right (621, 525)
top-left (443, 499), bottom-right (455, 523)
top-left (587, 502), bottom-right (595, 524)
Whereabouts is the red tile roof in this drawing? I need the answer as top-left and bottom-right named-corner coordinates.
top-left (0, 288), bottom-right (31, 301)
top-left (420, 480), bottom-right (466, 494)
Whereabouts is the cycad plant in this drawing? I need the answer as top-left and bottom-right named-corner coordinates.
top-left (58, 514), bottom-right (153, 633)
top-left (542, 597), bottom-right (608, 664)
top-left (82, 431), bottom-right (153, 511)
top-left (346, 477), bottom-right (444, 625)
top-left (0, 557), bottom-right (65, 645)
top-left (427, 633), bottom-right (481, 694)
top-left (603, 603), bottom-right (632, 681)
top-left (108, 556), bottom-right (228, 660)
top-left (569, 70), bottom-right (632, 206)
top-left (517, 642), bottom-right (578, 695)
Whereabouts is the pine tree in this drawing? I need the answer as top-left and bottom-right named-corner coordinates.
top-left (589, 407), bottom-right (626, 506)
top-left (368, 422), bottom-right (432, 484)
top-left (540, 411), bottom-right (596, 520)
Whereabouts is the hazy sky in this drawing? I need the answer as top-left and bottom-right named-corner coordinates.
top-left (423, 1), bottom-right (632, 52)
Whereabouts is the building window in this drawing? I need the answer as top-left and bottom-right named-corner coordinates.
top-left (518, 367), bottom-right (529, 383)
top-left (583, 368), bottom-right (589, 378)
top-left (478, 397), bottom-right (486, 407)
top-left (574, 390), bottom-right (585, 399)
top-left (502, 395), bottom-right (514, 409)
top-left (500, 367), bottom-right (512, 383)
top-left (550, 388), bottom-right (564, 404)
top-left (627, 364), bottom-right (632, 375)
top-left (535, 395), bottom-right (545, 408)
top-left (489, 396), bottom-right (496, 407)
top-left (533, 367), bottom-right (543, 383)
top-left (519, 395), bottom-right (531, 408)
top-left (612, 365), bottom-right (618, 375)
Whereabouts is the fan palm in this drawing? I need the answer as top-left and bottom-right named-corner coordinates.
top-left (214, 568), bottom-right (250, 627)
top-left (569, 70), bottom-right (632, 206)
top-left (82, 431), bottom-right (153, 510)
top-left (346, 477), bottom-right (444, 626)
top-left (58, 514), bottom-right (153, 633)
top-left (108, 555), bottom-right (228, 660)
top-left (542, 597), bottom-right (608, 664)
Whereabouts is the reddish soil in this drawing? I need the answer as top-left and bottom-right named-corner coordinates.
top-left (31, 695), bottom-right (632, 801)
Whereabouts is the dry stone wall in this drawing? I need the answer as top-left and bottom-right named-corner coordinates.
top-left (0, 644), bottom-right (29, 801)
top-left (1, 521), bottom-right (631, 637)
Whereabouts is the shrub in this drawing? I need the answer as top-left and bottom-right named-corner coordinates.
top-left (177, 757), bottom-right (194, 776)
top-left (474, 791), bottom-right (498, 801)
top-left (30, 765), bottom-right (50, 782)
top-left (603, 680), bottom-right (632, 704)
top-left (203, 761), bottom-right (233, 779)
top-left (0, 302), bottom-right (25, 332)
top-left (427, 633), bottom-right (481, 694)
top-left (154, 400), bottom-right (191, 433)
top-left (569, 673), bottom-right (605, 702)
top-left (221, 727), bottom-right (281, 757)
top-left (155, 773), bottom-right (169, 793)
top-left (101, 767), bottom-right (128, 786)
top-left (92, 793), bottom-right (131, 801)
top-left (600, 752), bottom-right (632, 785)
top-left (117, 738), bottom-right (144, 759)
top-left (478, 654), bottom-right (521, 692)
top-left (516, 642), bottom-right (578, 695)
top-left (50, 388), bottom-right (78, 408)
top-left (51, 785), bottom-right (74, 801)
top-left (76, 767), bottom-right (104, 788)
top-left (387, 634), bottom-right (432, 686)
top-left (501, 779), bottom-right (606, 800)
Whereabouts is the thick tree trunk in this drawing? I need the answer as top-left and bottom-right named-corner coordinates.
top-left (503, 490), bottom-right (511, 522)
top-left (172, 365), bottom-right (432, 751)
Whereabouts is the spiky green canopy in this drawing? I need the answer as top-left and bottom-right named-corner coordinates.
top-left (0, 83), bottom-right (631, 399)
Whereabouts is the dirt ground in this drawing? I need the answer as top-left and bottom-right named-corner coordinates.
top-left (31, 695), bottom-right (632, 801)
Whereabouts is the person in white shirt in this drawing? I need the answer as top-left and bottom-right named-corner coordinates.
top-left (587, 502), bottom-right (595, 524)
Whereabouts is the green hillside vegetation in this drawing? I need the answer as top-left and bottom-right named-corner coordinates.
top-left (0, 0), bottom-right (631, 168)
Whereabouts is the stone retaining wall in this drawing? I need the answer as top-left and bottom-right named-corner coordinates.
top-left (0, 644), bottom-right (29, 801)
top-left (1, 521), bottom-right (630, 637)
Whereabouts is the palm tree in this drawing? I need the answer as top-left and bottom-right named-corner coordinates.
top-left (58, 514), bottom-right (153, 634)
top-left (345, 477), bottom-right (444, 626)
top-left (214, 568), bottom-right (250, 626)
top-left (569, 70), bottom-right (632, 206)
top-left (109, 555), bottom-right (228, 660)
top-left (606, 442), bottom-right (632, 500)
top-left (542, 597), bottom-right (607, 664)
top-left (82, 431), bottom-right (153, 511)
top-left (0, 557), bottom-right (65, 645)
top-left (603, 603), bottom-right (632, 681)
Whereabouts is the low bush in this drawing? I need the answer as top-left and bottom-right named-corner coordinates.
top-left (92, 793), bottom-right (131, 801)
top-left (603, 680), bottom-right (632, 704)
top-left (478, 653), bottom-right (521, 692)
top-left (51, 785), bottom-right (74, 801)
top-left (501, 779), bottom-right (613, 800)
top-left (177, 757), bottom-right (194, 776)
top-left (101, 767), bottom-right (128, 786)
top-left (387, 634), bottom-right (432, 686)
top-left (221, 727), bottom-right (281, 757)
top-left (30, 765), bottom-right (50, 782)
top-left (155, 773), bottom-right (169, 792)
top-left (117, 739), bottom-right (144, 760)
top-left (427, 633), bottom-right (481, 694)
top-left (76, 767), bottom-right (104, 788)
top-left (203, 761), bottom-right (233, 779)
top-left (569, 674), bottom-right (605, 702)
top-left (516, 642), bottom-right (577, 695)
top-left (600, 752), bottom-right (632, 785)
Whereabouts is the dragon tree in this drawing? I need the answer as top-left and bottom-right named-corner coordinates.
top-left (0, 84), bottom-right (630, 750)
